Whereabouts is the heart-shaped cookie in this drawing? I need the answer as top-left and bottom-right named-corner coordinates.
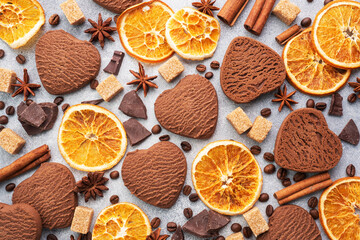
top-left (93, 0), bottom-right (142, 14)
top-left (155, 74), bottom-right (218, 139)
top-left (122, 141), bottom-right (187, 208)
top-left (12, 162), bottom-right (78, 229)
top-left (35, 30), bottom-right (101, 95)
top-left (0, 203), bottom-right (42, 240)
top-left (274, 108), bottom-right (342, 172)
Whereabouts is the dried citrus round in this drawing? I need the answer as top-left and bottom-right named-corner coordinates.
top-left (117, 0), bottom-right (174, 63)
top-left (165, 7), bottom-right (221, 60)
top-left (58, 104), bottom-right (127, 172)
top-left (319, 177), bottom-right (360, 240)
top-left (0, 0), bottom-right (45, 48)
top-left (312, 0), bottom-right (360, 69)
top-left (93, 202), bottom-right (151, 240)
top-left (283, 29), bottom-right (351, 96)
top-left (192, 140), bottom-right (262, 215)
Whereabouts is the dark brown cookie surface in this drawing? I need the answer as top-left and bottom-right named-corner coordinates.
top-left (220, 37), bottom-right (285, 103)
top-left (274, 108), bottom-right (342, 172)
top-left (93, 0), bottom-right (142, 14)
top-left (0, 203), bottom-right (42, 240)
top-left (257, 205), bottom-right (321, 240)
top-left (155, 74), bottom-right (218, 139)
top-left (35, 30), bottom-right (100, 95)
top-left (12, 162), bottom-right (78, 229)
top-left (122, 141), bottom-right (186, 208)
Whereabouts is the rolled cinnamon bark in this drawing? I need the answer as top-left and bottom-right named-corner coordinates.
top-left (244, 0), bottom-right (276, 35)
top-left (218, 0), bottom-right (250, 26)
top-left (276, 24), bottom-right (303, 45)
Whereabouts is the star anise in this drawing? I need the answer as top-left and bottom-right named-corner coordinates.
top-left (272, 84), bottom-right (298, 112)
top-left (348, 77), bottom-right (360, 93)
top-left (74, 172), bottom-right (109, 202)
top-left (127, 62), bottom-right (158, 97)
top-left (146, 228), bottom-right (169, 240)
top-left (192, 0), bottom-right (219, 17)
top-left (70, 232), bottom-right (92, 240)
top-left (11, 69), bottom-right (41, 101)
top-left (84, 13), bottom-right (117, 49)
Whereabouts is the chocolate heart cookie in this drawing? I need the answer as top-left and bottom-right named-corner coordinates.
top-left (122, 141), bottom-right (186, 208)
top-left (155, 74), bottom-right (218, 139)
top-left (12, 162), bottom-right (78, 229)
top-left (93, 0), bottom-right (142, 14)
top-left (0, 203), bottom-right (42, 240)
top-left (274, 108), bottom-right (342, 172)
top-left (221, 37), bottom-right (285, 103)
top-left (35, 30), bottom-right (100, 95)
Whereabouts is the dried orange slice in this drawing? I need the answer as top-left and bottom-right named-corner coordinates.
top-left (192, 140), bottom-right (262, 215)
top-left (93, 202), bottom-right (151, 240)
top-left (283, 28), bottom-right (351, 95)
top-left (117, 0), bottom-right (174, 63)
top-left (165, 7), bottom-right (221, 60)
top-left (58, 104), bottom-right (127, 172)
top-left (319, 177), bottom-right (360, 240)
top-left (312, 0), bottom-right (360, 69)
top-left (0, 0), bottom-right (45, 48)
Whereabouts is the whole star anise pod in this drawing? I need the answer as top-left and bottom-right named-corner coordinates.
top-left (192, 0), bottom-right (219, 17)
top-left (70, 232), bottom-right (92, 240)
top-left (272, 84), bottom-right (298, 112)
top-left (74, 172), bottom-right (108, 202)
top-left (147, 228), bottom-right (169, 240)
top-left (84, 13), bottom-right (117, 48)
top-left (127, 62), bottom-right (158, 97)
top-left (11, 69), bottom-right (41, 101)
top-left (348, 77), bottom-right (360, 93)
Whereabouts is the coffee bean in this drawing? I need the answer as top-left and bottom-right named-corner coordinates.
top-left (110, 195), bottom-right (119, 204)
top-left (260, 108), bottom-right (271, 117)
top-left (196, 64), bottom-right (206, 72)
top-left (183, 185), bottom-right (192, 196)
top-left (54, 96), bottom-right (64, 105)
top-left (6, 106), bottom-right (15, 115)
top-left (167, 222), bottom-right (177, 232)
top-left (315, 102), bottom-right (327, 111)
top-left (5, 183), bottom-right (16, 192)
top-left (0, 101), bottom-right (5, 110)
top-left (215, 236), bottom-right (225, 240)
top-left (0, 115), bottom-right (8, 124)
top-left (0, 49), bottom-right (4, 59)
top-left (16, 54), bottom-right (26, 64)
top-left (277, 168), bottom-right (287, 180)
top-left (183, 208), bottom-right (193, 219)
top-left (243, 227), bottom-right (253, 238)
top-left (324, 0), bottom-right (333, 5)
top-left (90, 79), bottom-right (99, 89)
top-left (263, 152), bottom-right (274, 162)
top-left (282, 178), bottom-right (292, 187)
top-left (266, 204), bottom-right (274, 217)
top-left (308, 197), bottom-right (318, 209)
top-left (301, 17), bottom-right (312, 28)
top-left (47, 234), bottom-right (58, 240)
top-left (181, 141), bottom-right (192, 152)
top-left (264, 164), bottom-right (276, 174)
top-left (62, 103), bottom-right (70, 112)
top-left (151, 217), bottom-right (161, 228)
top-left (70, 235), bottom-right (75, 240)
top-left (205, 72), bottom-right (213, 79)
top-left (259, 193), bottom-right (269, 202)
top-left (346, 164), bottom-right (356, 177)
top-left (26, 99), bottom-right (33, 106)
top-left (210, 61), bottom-right (220, 69)
top-left (49, 14), bottom-right (60, 25)
top-left (293, 172), bottom-right (306, 182)
top-left (110, 170), bottom-right (119, 179)
top-left (310, 209), bottom-right (319, 219)
top-left (231, 223), bottom-right (242, 233)
top-left (306, 99), bottom-right (315, 108)
top-left (151, 124), bottom-right (162, 134)
top-left (189, 193), bottom-right (199, 202)
top-left (250, 145), bottom-right (261, 155)
top-left (159, 134), bottom-right (170, 141)
top-left (307, 0), bottom-right (313, 2)
top-left (348, 93), bottom-right (357, 103)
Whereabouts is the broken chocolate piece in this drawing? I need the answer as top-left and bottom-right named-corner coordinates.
top-left (38, 102), bottom-right (58, 131)
top-left (328, 92), bottom-right (343, 116)
top-left (183, 210), bottom-right (215, 238)
top-left (119, 90), bottom-right (147, 119)
top-left (81, 99), bottom-right (104, 105)
top-left (339, 119), bottom-right (359, 145)
top-left (18, 102), bottom-right (46, 127)
top-left (171, 226), bottom-right (184, 240)
top-left (123, 118), bottom-right (151, 146)
top-left (103, 51), bottom-right (124, 75)
top-left (207, 210), bottom-right (231, 235)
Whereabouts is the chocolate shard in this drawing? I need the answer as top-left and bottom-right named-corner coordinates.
top-left (119, 90), bottom-right (147, 119)
top-left (183, 210), bottom-right (218, 238)
top-left (207, 210), bottom-right (231, 234)
top-left (38, 102), bottom-right (58, 131)
top-left (103, 51), bottom-right (124, 75)
top-left (18, 102), bottom-right (46, 127)
top-left (328, 92), bottom-right (343, 116)
top-left (123, 118), bottom-right (151, 146)
top-left (171, 226), bottom-right (184, 240)
top-left (81, 98), bottom-right (104, 105)
top-left (339, 119), bottom-right (359, 145)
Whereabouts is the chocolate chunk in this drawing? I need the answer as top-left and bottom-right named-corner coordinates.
top-left (123, 118), bottom-right (151, 146)
top-left (183, 210), bottom-right (219, 238)
top-left (119, 90), bottom-right (147, 119)
top-left (103, 51), bottom-right (124, 75)
top-left (18, 102), bottom-right (46, 127)
top-left (328, 93), bottom-right (343, 116)
top-left (38, 102), bottom-right (58, 131)
top-left (339, 119), bottom-right (359, 145)
top-left (171, 226), bottom-right (184, 240)
top-left (81, 99), bottom-right (104, 105)
top-left (207, 210), bottom-right (231, 235)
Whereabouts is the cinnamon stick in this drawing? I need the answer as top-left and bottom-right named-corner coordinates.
top-left (276, 24), bottom-right (303, 45)
top-left (218, 0), bottom-right (250, 26)
top-left (244, 0), bottom-right (276, 35)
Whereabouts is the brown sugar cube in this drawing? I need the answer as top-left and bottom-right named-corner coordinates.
top-left (243, 207), bottom-right (269, 237)
top-left (0, 68), bottom-right (16, 93)
top-left (96, 75), bottom-right (123, 102)
top-left (247, 116), bottom-right (272, 143)
top-left (226, 232), bottom-right (244, 240)
top-left (226, 107), bottom-right (252, 134)
top-left (158, 56), bottom-right (184, 82)
top-left (0, 128), bottom-right (25, 154)
top-left (60, 0), bottom-right (85, 25)
top-left (272, 0), bottom-right (301, 25)
top-left (70, 206), bottom-right (94, 234)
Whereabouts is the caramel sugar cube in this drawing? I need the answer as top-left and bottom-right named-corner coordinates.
top-left (227, 107), bottom-right (252, 134)
top-left (70, 206), bottom-right (94, 234)
top-left (226, 232), bottom-right (244, 240)
top-left (158, 56), bottom-right (184, 82)
top-left (247, 116), bottom-right (272, 143)
top-left (272, 0), bottom-right (300, 25)
top-left (60, 0), bottom-right (85, 25)
top-left (96, 75), bottom-right (123, 102)
top-left (0, 128), bottom-right (25, 154)
top-left (0, 68), bottom-right (16, 93)
top-left (243, 207), bottom-right (269, 237)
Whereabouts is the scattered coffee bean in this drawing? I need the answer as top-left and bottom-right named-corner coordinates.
top-left (301, 17), bottom-right (312, 28)
top-left (49, 14), bottom-right (60, 25)
top-left (259, 193), bottom-right (269, 202)
top-left (243, 227), bottom-right (253, 238)
top-left (210, 61), bottom-right (220, 69)
top-left (0, 101), bottom-right (5, 110)
top-left (264, 164), bottom-right (276, 174)
top-left (183, 185), bottom-right (192, 196)
top-left (308, 197), bottom-right (318, 209)
top-left (110, 171), bottom-right (119, 179)
top-left (110, 195), bottom-right (119, 204)
top-left (263, 152), bottom-right (274, 162)
top-left (250, 145), bottom-right (261, 155)
top-left (196, 64), bottom-right (206, 72)
top-left (16, 54), bottom-right (26, 64)
top-left (0, 49), bottom-right (4, 59)
top-left (310, 209), bottom-right (319, 219)
top-left (346, 164), bottom-right (356, 177)
top-left (282, 178), bottom-right (292, 187)
top-left (277, 168), bottom-right (287, 180)
top-left (315, 102), bottom-right (327, 111)
top-left (183, 208), bottom-right (193, 219)
top-left (5, 183), bottom-right (16, 192)
top-left (307, 0), bottom-right (313, 2)
top-left (151, 124), bottom-right (162, 134)
top-left (181, 141), bottom-right (192, 152)
top-left (0, 115), bottom-right (8, 125)
top-left (167, 222), bottom-right (177, 232)
top-left (151, 217), bottom-right (161, 228)
top-left (189, 193), bottom-right (199, 202)
top-left (159, 134), bottom-right (170, 141)
top-left (26, 99), bottom-right (33, 106)
top-left (266, 204), bottom-right (274, 217)
top-left (6, 106), bottom-right (15, 115)
top-left (324, 0), bottom-right (333, 5)
top-left (293, 172), bottom-right (306, 182)
top-left (47, 234), bottom-right (58, 240)
top-left (231, 223), bottom-right (242, 233)
top-left (260, 108), bottom-right (271, 117)
top-left (348, 93), bottom-right (357, 103)
top-left (215, 236), bottom-right (225, 240)
top-left (54, 96), bottom-right (64, 105)
top-left (205, 72), bottom-right (213, 79)
top-left (0, 126), bottom-right (4, 132)
top-left (62, 103), bottom-right (70, 112)
top-left (306, 99), bottom-right (315, 108)
top-left (90, 79), bottom-right (99, 89)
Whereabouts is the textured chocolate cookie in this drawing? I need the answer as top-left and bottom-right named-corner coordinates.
top-left (275, 108), bottom-right (342, 172)
top-left (35, 30), bottom-right (100, 95)
top-left (155, 74), bottom-right (218, 139)
top-left (220, 37), bottom-right (285, 103)
top-left (12, 162), bottom-right (78, 229)
top-left (257, 205), bottom-right (321, 240)
top-left (0, 203), bottom-right (42, 240)
top-left (93, 0), bottom-right (142, 14)
top-left (122, 141), bottom-right (186, 208)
